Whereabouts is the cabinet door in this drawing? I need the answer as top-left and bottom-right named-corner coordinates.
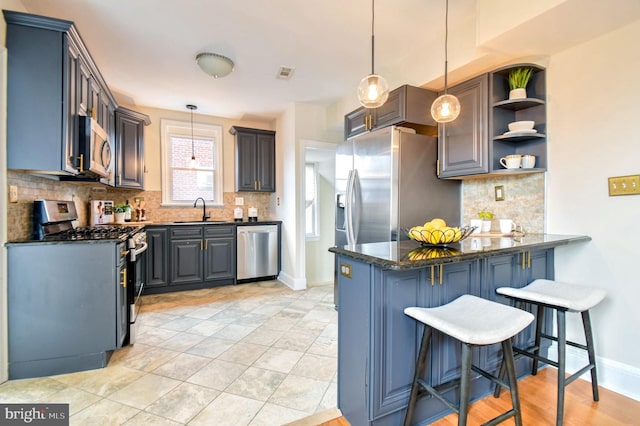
top-left (235, 131), bottom-right (258, 191)
top-left (146, 228), bottom-right (169, 288)
top-left (438, 74), bottom-right (489, 178)
top-left (373, 88), bottom-right (403, 129)
top-left (64, 36), bottom-right (81, 174)
top-left (115, 112), bottom-right (144, 188)
top-left (256, 133), bottom-right (275, 192)
top-left (170, 239), bottom-right (203, 285)
top-left (204, 237), bottom-right (235, 281)
top-left (77, 57), bottom-right (92, 118)
top-left (344, 107), bottom-right (371, 140)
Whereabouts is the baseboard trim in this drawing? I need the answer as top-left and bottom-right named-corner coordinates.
top-left (277, 271), bottom-right (306, 291)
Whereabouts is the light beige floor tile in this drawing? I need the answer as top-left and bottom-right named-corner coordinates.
top-left (307, 336), bottom-right (338, 358)
top-left (249, 402), bottom-right (309, 426)
top-left (183, 306), bottom-right (222, 319)
top-left (145, 382), bottom-right (219, 423)
top-left (186, 359), bottom-right (247, 391)
top-left (210, 308), bottom-right (251, 323)
top-left (158, 316), bottom-right (204, 332)
top-left (241, 327), bottom-right (284, 346)
top-left (123, 411), bottom-right (182, 425)
top-left (290, 353), bottom-right (337, 381)
top-left (185, 336), bottom-right (236, 358)
top-left (70, 398), bottom-right (140, 426)
top-left (233, 312), bottom-right (269, 328)
top-left (253, 348), bottom-right (304, 374)
top-left (54, 365), bottom-right (146, 397)
top-left (268, 375), bottom-right (330, 413)
top-left (135, 326), bottom-right (179, 346)
top-left (317, 381), bottom-right (338, 413)
top-left (108, 342), bottom-right (153, 366)
top-left (185, 319), bottom-right (228, 336)
top-left (121, 347), bottom-right (181, 372)
top-left (217, 341), bottom-right (269, 366)
top-left (189, 392), bottom-right (264, 426)
top-left (212, 323), bottom-right (256, 341)
top-left (43, 386), bottom-right (102, 415)
top-left (0, 377), bottom-right (68, 402)
top-left (138, 312), bottom-right (179, 327)
top-left (107, 373), bottom-right (181, 409)
top-left (301, 308), bottom-right (337, 324)
top-left (151, 352), bottom-right (212, 381)
top-left (261, 315), bottom-right (299, 331)
top-left (225, 366), bottom-right (287, 401)
top-left (272, 329), bottom-right (319, 352)
top-left (320, 323), bottom-right (338, 339)
top-left (158, 332), bottom-right (206, 352)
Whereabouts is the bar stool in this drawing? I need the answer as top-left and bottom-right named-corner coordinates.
top-left (403, 294), bottom-right (534, 426)
top-left (494, 279), bottom-right (606, 426)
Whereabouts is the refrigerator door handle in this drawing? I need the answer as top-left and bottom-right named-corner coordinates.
top-left (345, 169), bottom-right (356, 245)
top-left (352, 169), bottom-right (361, 244)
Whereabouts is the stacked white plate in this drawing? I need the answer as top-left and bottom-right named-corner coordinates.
top-left (504, 120), bottom-right (536, 136)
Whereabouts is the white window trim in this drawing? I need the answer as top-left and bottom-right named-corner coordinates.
top-left (160, 119), bottom-right (224, 206)
top-left (305, 162), bottom-right (320, 239)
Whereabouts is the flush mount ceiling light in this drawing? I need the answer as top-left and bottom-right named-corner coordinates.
top-left (357, 0), bottom-right (389, 108)
top-left (431, 0), bottom-right (461, 123)
top-left (195, 52), bottom-right (234, 78)
top-left (187, 104), bottom-right (197, 168)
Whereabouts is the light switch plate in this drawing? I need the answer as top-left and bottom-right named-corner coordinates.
top-left (608, 175), bottom-right (640, 196)
top-left (494, 185), bottom-right (505, 201)
top-left (9, 185), bottom-right (18, 203)
top-left (235, 197), bottom-right (244, 205)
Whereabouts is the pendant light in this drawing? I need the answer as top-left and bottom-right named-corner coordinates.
top-left (357, 0), bottom-right (389, 108)
top-left (431, 0), bottom-right (460, 123)
top-left (187, 104), bottom-right (197, 168)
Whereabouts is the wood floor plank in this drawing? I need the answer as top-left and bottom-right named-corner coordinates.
top-left (323, 367), bottom-right (640, 425)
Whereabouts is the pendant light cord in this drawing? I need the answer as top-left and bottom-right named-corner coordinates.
top-left (371, 0), bottom-right (375, 75)
top-left (444, 0), bottom-right (449, 95)
top-left (187, 104), bottom-right (197, 161)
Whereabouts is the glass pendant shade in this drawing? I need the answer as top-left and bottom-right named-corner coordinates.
top-left (358, 74), bottom-right (389, 108)
top-left (431, 93), bottom-right (461, 123)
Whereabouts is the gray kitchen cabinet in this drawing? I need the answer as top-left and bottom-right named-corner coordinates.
top-left (231, 126), bottom-right (276, 192)
top-left (170, 226), bottom-right (205, 285)
top-left (344, 85), bottom-right (438, 140)
top-left (146, 226), bottom-right (169, 288)
top-left (115, 106), bottom-right (150, 189)
top-left (204, 226), bottom-right (236, 281)
top-left (336, 248), bottom-right (554, 424)
top-left (437, 74), bottom-right (489, 178)
top-left (4, 11), bottom-right (118, 178)
top-left (7, 241), bottom-right (121, 379)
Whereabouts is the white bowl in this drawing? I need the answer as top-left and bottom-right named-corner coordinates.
top-left (508, 120), bottom-right (535, 132)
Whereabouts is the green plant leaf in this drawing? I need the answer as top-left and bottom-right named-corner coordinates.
top-left (508, 67), bottom-right (533, 90)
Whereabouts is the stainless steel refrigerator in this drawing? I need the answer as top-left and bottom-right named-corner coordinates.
top-left (334, 126), bottom-right (461, 305)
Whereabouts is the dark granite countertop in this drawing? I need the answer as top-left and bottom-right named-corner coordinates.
top-left (329, 234), bottom-right (591, 270)
top-left (146, 220), bottom-right (281, 227)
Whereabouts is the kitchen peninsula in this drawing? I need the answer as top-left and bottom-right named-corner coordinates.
top-left (329, 234), bottom-right (590, 425)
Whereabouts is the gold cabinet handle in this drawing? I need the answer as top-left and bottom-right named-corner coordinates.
top-left (78, 153), bottom-right (84, 172)
top-left (439, 264), bottom-right (443, 285)
top-left (120, 268), bottom-right (127, 287)
top-left (521, 252), bottom-right (526, 269)
top-left (205, 240), bottom-right (208, 250)
top-left (527, 251), bottom-right (531, 268)
top-left (430, 265), bottom-right (435, 286)
top-left (200, 240), bottom-right (203, 250)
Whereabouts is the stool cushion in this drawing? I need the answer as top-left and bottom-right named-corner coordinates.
top-left (404, 295), bottom-right (534, 345)
top-left (496, 279), bottom-right (606, 312)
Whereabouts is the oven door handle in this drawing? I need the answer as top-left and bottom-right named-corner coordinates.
top-left (130, 241), bottom-right (148, 262)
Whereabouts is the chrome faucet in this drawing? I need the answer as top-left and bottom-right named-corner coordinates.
top-left (193, 197), bottom-right (210, 222)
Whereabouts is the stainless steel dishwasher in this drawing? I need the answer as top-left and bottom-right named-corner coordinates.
top-left (237, 225), bottom-right (279, 281)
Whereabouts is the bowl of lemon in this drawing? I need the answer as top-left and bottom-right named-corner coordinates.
top-left (404, 218), bottom-right (475, 247)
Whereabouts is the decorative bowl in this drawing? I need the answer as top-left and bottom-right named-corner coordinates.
top-left (403, 225), bottom-right (476, 247)
top-left (508, 120), bottom-right (535, 132)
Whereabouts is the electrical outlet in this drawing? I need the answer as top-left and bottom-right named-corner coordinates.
top-left (235, 197), bottom-right (244, 205)
top-left (9, 185), bottom-right (18, 203)
top-left (340, 262), bottom-right (352, 279)
top-left (608, 175), bottom-right (640, 196)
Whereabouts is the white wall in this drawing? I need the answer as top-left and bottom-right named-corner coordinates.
top-left (547, 19), bottom-right (640, 399)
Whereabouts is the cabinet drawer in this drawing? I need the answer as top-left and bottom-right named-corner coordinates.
top-left (204, 225), bottom-right (235, 238)
top-left (170, 226), bottom-right (203, 239)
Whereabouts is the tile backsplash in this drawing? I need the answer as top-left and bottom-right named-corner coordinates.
top-left (7, 171), bottom-right (271, 241)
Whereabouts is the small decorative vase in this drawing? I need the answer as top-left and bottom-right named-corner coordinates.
top-left (509, 88), bottom-right (527, 100)
top-left (481, 220), bottom-right (492, 233)
top-left (115, 212), bottom-right (126, 223)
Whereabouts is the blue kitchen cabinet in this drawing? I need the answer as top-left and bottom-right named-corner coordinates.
top-left (146, 226), bottom-right (169, 288)
top-left (231, 127), bottom-right (276, 192)
top-left (115, 107), bottom-right (150, 189)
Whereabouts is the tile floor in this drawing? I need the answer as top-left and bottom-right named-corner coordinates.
top-left (0, 281), bottom-right (338, 425)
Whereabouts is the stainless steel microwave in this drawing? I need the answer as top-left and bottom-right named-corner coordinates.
top-left (79, 116), bottom-right (113, 179)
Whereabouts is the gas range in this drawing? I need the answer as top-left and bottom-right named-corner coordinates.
top-left (42, 225), bottom-right (141, 242)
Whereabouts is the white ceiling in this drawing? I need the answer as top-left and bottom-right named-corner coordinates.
top-left (17, 0), bottom-right (476, 121)
top-left (15, 0), bottom-right (640, 122)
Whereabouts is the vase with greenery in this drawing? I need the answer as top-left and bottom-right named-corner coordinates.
top-left (478, 209), bottom-right (494, 232)
top-left (114, 204), bottom-right (127, 223)
top-left (508, 67), bottom-right (533, 100)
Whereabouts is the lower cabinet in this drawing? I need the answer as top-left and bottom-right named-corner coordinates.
top-left (145, 224), bottom-right (235, 294)
top-left (337, 248), bottom-right (554, 425)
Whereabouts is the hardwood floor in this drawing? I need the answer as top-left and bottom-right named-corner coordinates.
top-left (321, 367), bottom-right (640, 425)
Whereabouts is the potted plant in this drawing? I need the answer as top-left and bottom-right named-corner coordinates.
top-left (508, 67), bottom-right (533, 100)
top-left (113, 204), bottom-right (128, 223)
top-left (478, 209), bottom-right (494, 232)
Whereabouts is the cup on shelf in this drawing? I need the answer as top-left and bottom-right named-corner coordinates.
top-left (470, 219), bottom-right (482, 234)
top-left (522, 154), bottom-right (536, 169)
top-left (500, 154), bottom-right (522, 169)
top-left (499, 219), bottom-right (516, 234)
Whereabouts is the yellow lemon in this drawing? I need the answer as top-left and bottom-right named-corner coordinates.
top-left (430, 218), bottom-right (446, 229)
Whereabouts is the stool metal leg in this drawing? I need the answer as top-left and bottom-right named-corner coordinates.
top-left (531, 304), bottom-right (545, 375)
top-left (556, 309), bottom-right (566, 426)
top-left (404, 326), bottom-right (432, 426)
top-left (458, 343), bottom-right (473, 426)
top-left (581, 310), bottom-right (600, 401)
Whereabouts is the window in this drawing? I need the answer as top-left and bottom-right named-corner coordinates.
top-left (160, 119), bottom-right (223, 206)
top-left (305, 162), bottom-right (319, 238)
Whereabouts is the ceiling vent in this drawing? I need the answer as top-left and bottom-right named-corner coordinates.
top-left (277, 66), bottom-right (295, 80)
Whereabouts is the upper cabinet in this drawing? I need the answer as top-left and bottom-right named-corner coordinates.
top-left (4, 11), bottom-right (118, 179)
top-left (344, 85), bottom-right (438, 140)
top-left (230, 126), bottom-right (276, 192)
top-left (438, 64), bottom-right (547, 179)
top-left (115, 107), bottom-right (150, 189)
